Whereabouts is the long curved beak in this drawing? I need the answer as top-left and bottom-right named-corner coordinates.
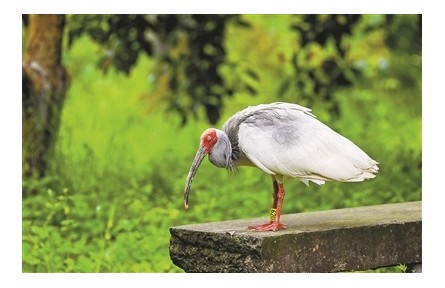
top-left (184, 145), bottom-right (208, 209)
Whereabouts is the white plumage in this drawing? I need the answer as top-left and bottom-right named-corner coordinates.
top-left (235, 102), bottom-right (378, 185)
top-left (184, 102), bottom-right (379, 231)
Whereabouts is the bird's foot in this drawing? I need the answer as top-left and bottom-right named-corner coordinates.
top-left (248, 221), bottom-right (287, 232)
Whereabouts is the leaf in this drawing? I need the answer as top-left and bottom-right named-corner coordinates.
top-left (245, 69), bottom-right (260, 81)
top-left (278, 78), bottom-right (291, 97)
top-left (245, 84), bottom-right (257, 96)
top-left (234, 18), bottom-right (251, 28)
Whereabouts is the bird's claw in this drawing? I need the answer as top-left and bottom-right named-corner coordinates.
top-left (248, 221), bottom-right (287, 232)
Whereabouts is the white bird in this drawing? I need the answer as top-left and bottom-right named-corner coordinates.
top-left (184, 102), bottom-right (379, 231)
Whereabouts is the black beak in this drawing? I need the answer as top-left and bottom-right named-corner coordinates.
top-left (184, 145), bottom-right (207, 209)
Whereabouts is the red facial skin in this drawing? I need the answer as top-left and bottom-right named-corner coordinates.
top-left (200, 128), bottom-right (218, 153)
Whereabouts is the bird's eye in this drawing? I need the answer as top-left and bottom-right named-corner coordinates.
top-left (206, 136), bottom-right (212, 141)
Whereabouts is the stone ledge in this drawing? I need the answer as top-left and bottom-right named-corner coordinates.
top-left (169, 201), bottom-right (421, 272)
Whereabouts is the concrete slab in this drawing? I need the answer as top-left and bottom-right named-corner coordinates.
top-left (169, 201), bottom-right (421, 272)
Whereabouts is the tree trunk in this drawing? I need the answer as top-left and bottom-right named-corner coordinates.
top-left (22, 15), bottom-right (69, 185)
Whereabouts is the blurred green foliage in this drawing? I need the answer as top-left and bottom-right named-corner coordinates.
top-left (22, 15), bottom-right (421, 272)
top-left (65, 14), bottom-right (257, 125)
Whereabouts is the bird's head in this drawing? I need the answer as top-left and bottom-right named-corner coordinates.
top-left (200, 128), bottom-right (218, 154)
top-left (183, 128), bottom-right (232, 209)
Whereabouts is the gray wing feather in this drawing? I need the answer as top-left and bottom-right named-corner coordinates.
top-left (223, 102), bottom-right (314, 162)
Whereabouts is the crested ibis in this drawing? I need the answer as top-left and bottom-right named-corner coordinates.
top-left (184, 102), bottom-right (379, 232)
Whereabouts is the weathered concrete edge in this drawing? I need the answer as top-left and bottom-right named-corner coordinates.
top-left (169, 201), bottom-right (422, 272)
top-left (259, 219), bottom-right (421, 272)
top-left (169, 228), bottom-right (265, 272)
top-left (169, 219), bottom-right (421, 272)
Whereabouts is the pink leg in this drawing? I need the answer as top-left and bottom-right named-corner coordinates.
top-left (248, 177), bottom-right (287, 232)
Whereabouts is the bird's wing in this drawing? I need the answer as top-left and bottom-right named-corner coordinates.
top-left (238, 103), bottom-right (378, 185)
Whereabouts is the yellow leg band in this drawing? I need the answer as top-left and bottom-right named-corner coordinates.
top-left (270, 208), bottom-right (277, 222)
